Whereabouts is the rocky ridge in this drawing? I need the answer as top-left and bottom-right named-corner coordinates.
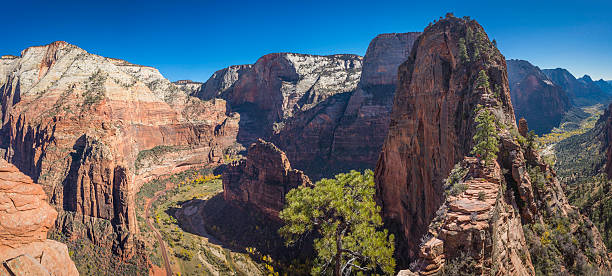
top-left (272, 32), bottom-right (420, 178)
top-left (0, 41), bottom-right (239, 261)
top-left (374, 15), bottom-right (610, 274)
top-left (222, 139), bottom-right (312, 219)
top-left (0, 158), bottom-right (79, 275)
top-left (196, 53), bottom-right (362, 144)
top-left (506, 59), bottom-right (571, 134)
top-left (543, 68), bottom-right (610, 106)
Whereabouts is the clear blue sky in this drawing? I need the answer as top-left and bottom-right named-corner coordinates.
top-left (3, 0), bottom-right (611, 82)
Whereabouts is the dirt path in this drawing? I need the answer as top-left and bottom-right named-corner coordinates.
top-left (145, 185), bottom-right (174, 276)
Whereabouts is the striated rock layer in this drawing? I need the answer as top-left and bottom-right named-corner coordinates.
top-left (222, 139), bottom-right (312, 219)
top-left (197, 53), bottom-right (362, 144)
top-left (0, 41), bottom-right (239, 257)
top-left (273, 33), bottom-right (420, 178)
top-left (0, 158), bottom-right (78, 275)
top-left (507, 59), bottom-right (570, 134)
top-left (376, 15), bottom-right (610, 274)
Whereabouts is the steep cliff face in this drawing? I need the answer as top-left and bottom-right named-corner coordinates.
top-left (0, 41), bottom-right (239, 257)
top-left (507, 59), bottom-right (571, 134)
top-left (222, 139), bottom-right (312, 219)
top-left (543, 68), bottom-right (610, 106)
top-left (376, 15), bottom-right (610, 274)
top-left (0, 158), bottom-right (79, 275)
top-left (376, 16), bottom-right (516, 261)
top-left (197, 53), bottom-right (363, 144)
top-left (196, 64), bottom-right (253, 100)
top-left (272, 33), bottom-right (420, 179)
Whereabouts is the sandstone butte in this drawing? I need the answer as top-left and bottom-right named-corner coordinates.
top-left (0, 41), bottom-right (239, 257)
top-left (374, 15), bottom-right (611, 274)
top-left (222, 139), bottom-right (312, 219)
top-left (0, 158), bottom-right (79, 275)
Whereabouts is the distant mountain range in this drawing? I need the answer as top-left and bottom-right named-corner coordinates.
top-left (507, 60), bottom-right (611, 134)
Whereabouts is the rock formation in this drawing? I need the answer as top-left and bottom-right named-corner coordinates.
top-left (197, 53), bottom-right (362, 144)
top-left (0, 158), bottom-right (79, 275)
top-left (222, 139), bottom-right (312, 219)
top-left (543, 68), bottom-right (610, 106)
top-left (173, 79), bottom-right (203, 95)
top-left (507, 59), bottom-right (570, 134)
top-left (0, 41), bottom-right (239, 257)
top-left (375, 15), bottom-right (610, 274)
top-left (273, 33), bottom-right (420, 178)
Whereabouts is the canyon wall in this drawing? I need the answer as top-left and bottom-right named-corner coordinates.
top-left (507, 59), bottom-right (571, 134)
top-left (375, 15), bottom-right (610, 274)
top-left (0, 41), bottom-right (239, 257)
top-left (272, 33), bottom-right (420, 178)
top-left (0, 158), bottom-right (79, 275)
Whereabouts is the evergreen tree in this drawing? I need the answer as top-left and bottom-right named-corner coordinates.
top-left (475, 70), bottom-right (490, 92)
top-left (279, 170), bottom-right (395, 276)
top-left (458, 38), bottom-right (469, 63)
top-left (473, 47), bottom-right (480, 60)
top-left (466, 26), bottom-right (474, 42)
top-left (471, 105), bottom-right (499, 165)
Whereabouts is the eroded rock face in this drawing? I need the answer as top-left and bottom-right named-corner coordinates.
top-left (375, 16), bottom-right (516, 262)
top-left (273, 33), bottom-right (420, 179)
top-left (222, 139), bottom-right (312, 219)
top-left (0, 158), bottom-right (78, 275)
top-left (507, 59), bottom-right (570, 134)
top-left (543, 68), bottom-right (610, 106)
top-left (197, 53), bottom-right (363, 145)
top-left (375, 15), bottom-right (610, 273)
top-left (0, 41), bottom-right (239, 256)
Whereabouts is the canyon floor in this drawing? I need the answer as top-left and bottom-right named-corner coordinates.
top-left (135, 168), bottom-right (264, 276)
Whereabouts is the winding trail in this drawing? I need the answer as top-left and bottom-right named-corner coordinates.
top-left (145, 185), bottom-right (173, 276)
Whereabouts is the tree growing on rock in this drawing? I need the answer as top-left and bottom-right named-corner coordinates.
top-left (475, 70), bottom-right (490, 92)
top-left (471, 105), bottom-right (499, 165)
top-left (279, 170), bottom-right (395, 276)
top-left (458, 38), bottom-right (469, 63)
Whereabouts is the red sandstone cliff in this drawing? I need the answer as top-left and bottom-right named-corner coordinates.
top-left (0, 41), bottom-right (239, 257)
top-left (507, 59), bottom-right (571, 134)
top-left (222, 139), bottom-right (312, 219)
top-left (0, 158), bottom-right (79, 275)
top-left (375, 15), bottom-right (610, 274)
top-left (273, 33), bottom-right (420, 178)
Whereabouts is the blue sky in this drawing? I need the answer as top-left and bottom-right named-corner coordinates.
top-left (3, 0), bottom-right (611, 81)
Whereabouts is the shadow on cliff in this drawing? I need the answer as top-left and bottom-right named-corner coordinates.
top-left (60, 134), bottom-right (87, 210)
top-left (171, 194), bottom-right (314, 272)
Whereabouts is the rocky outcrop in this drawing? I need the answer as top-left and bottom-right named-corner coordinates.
top-left (375, 15), bottom-right (610, 274)
top-left (0, 158), bottom-right (78, 275)
top-left (272, 33), bottom-right (420, 179)
top-left (173, 79), bottom-right (203, 95)
top-left (507, 59), bottom-right (570, 134)
top-left (375, 15), bottom-right (516, 262)
top-left (222, 139), bottom-right (312, 219)
top-left (0, 41), bottom-right (239, 257)
top-left (543, 68), bottom-right (610, 106)
top-left (196, 64), bottom-right (252, 100)
top-left (198, 53), bottom-right (362, 144)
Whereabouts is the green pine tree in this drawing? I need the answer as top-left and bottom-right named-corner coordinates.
top-left (466, 26), bottom-right (474, 42)
top-left (475, 70), bottom-right (490, 92)
top-left (279, 170), bottom-right (395, 276)
top-left (459, 38), bottom-right (469, 63)
top-left (471, 105), bottom-right (499, 165)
